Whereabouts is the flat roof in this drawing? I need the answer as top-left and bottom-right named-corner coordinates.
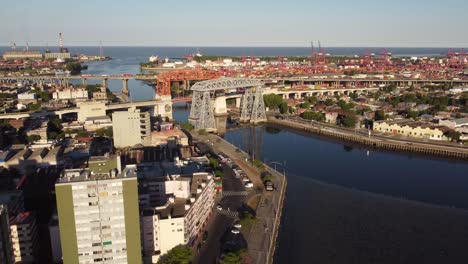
top-left (57, 166), bottom-right (137, 184)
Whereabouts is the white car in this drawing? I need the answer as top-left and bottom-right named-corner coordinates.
top-left (231, 229), bottom-right (240, 234)
top-left (245, 182), bottom-right (254, 188)
top-left (216, 204), bottom-right (222, 210)
top-left (234, 223), bottom-right (242, 229)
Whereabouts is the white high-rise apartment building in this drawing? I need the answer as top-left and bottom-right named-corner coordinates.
top-left (112, 108), bottom-right (151, 148)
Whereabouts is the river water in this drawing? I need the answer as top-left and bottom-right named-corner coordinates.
top-left (19, 47), bottom-right (468, 263)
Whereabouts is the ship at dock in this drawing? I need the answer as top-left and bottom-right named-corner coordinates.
top-left (140, 51), bottom-right (201, 74)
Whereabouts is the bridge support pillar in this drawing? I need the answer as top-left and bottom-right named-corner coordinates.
top-left (102, 78), bottom-right (108, 91)
top-left (82, 78), bottom-right (87, 86)
top-left (235, 97), bottom-right (241, 108)
top-left (214, 96), bottom-right (228, 116)
top-left (122, 79), bottom-right (129, 96)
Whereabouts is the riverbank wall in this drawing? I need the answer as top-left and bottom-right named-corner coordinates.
top-left (267, 117), bottom-right (468, 160)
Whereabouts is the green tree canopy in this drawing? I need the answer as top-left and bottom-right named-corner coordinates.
top-left (407, 110), bottom-right (419, 120)
top-left (324, 98), bottom-right (334, 106)
top-left (263, 94), bottom-right (284, 110)
top-left (279, 102), bottom-right (289, 114)
top-left (220, 249), bottom-right (250, 264)
top-left (27, 135), bottom-right (41, 143)
top-left (375, 110), bottom-right (386, 121)
top-left (301, 111), bottom-right (324, 121)
top-left (299, 101), bottom-right (311, 109)
top-left (66, 62), bottom-right (82, 74)
top-left (157, 245), bottom-right (193, 264)
top-left (304, 96), bottom-right (317, 105)
top-left (341, 114), bottom-right (358, 127)
top-left (95, 127), bottom-right (113, 137)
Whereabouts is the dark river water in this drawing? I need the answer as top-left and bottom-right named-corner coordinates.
top-left (25, 46), bottom-right (468, 263)
top-left (221, 125), bottom-right (468, 264)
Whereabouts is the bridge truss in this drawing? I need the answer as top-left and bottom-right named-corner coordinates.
top-left (189, 78), bottom-right (267, 130)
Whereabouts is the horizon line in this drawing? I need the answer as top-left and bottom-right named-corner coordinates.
top-left (0, 44), bottom-right (466, 49)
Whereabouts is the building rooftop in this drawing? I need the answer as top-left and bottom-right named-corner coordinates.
top-left (146, 197), bottom-right (188, 219)
top-left (9, 211), bottom-right (35, 225)
top-left (57, 164), bottom-right (136, 184)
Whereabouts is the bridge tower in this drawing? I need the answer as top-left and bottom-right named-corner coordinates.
top-left (189, 91), bottom-right (215, 131)
top-left (240, 87), bottom-right (267, 124)
top-left (188, 78), bottom-right (266, 131)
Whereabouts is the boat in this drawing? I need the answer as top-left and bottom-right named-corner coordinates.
top-left (149, 55), bottom-right (159, 62)
top-left (55, 70), bottom-right (71, 76)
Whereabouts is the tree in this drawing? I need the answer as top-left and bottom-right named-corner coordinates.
top-left (209, 157), bottom-right (219, 170)
top-left (375, 110), bottom-right (386, 121)
top-left (180, 122), bottom-right (194, 131)
top-left (29, 102), bottom-right (41, 112)
top-left (47, 118), bottom-right (63, 139)
top-left (279, 102), bottom-right (289, 114)
top-left (32, 90), bottom-right (50, 102)
top-left (304, 96), bottom-right (317, 105)
top-left (341, 114), bottom-right (357, 128)
top-left (27, 135), bottom-right (41, 143)
top-left (324, 98), bottom-right (334, 106)
top-left (95, 127), bottom-right (113, 137)
top-left (301, 111), bottom-right (324, 121)
top-left (408, 111), bottom-right (419, 120)
top-left (263, 94), bottom-right (284, 110)
top-left (299, 101), bottom-right (311, 109)
top-left (220, 251), bottom-right (247, 264)
top-left (65, 62), bottom-right (82, 74)
top-left (75, 131), bottom-right (89, 138)
top-left (157, 245), bottom-right (193, 264)
top-left (448, 131), bottom-right (462, 142)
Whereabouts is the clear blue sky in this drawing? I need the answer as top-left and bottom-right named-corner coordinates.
top-left (1, 0), bottom-right (467, 47)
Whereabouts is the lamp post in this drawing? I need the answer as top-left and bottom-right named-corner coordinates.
top-left (268, 161), bottom-right (286, 177)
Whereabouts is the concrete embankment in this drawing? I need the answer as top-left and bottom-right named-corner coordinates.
top-left (268, 118), bottom-right (468, 160)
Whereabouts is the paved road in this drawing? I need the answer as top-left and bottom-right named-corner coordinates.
top-left (193, 143), bottom-right (249, 264)
top-left (193, 133), bottom-right (287, 264)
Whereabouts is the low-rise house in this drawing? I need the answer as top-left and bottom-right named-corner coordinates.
top-left (439, 118), bottom-right (468, 129)
top-left (325, 112), bottom-right (338, 124)
top-left (434, 111), bottom-right (452, 120)
top-left (374, 119), bottom-right (450, 141)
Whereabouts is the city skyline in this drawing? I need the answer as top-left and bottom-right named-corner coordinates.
top-left (1, 0), bottom-right (468, 47)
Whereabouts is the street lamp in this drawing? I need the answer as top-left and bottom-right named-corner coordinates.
top-left (268, 161), bottom-right (286, 177)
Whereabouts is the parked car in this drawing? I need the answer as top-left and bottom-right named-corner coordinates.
top-left (245, 182), bottom-right (254, 188)
top-left (231, 228), bottom-right (240, 234)
top-left (265, 181), bottom-right (274, 191)
top-left (234, 222), bottom-right (242, 229)
top-left (216, 204), bottom-right (223, 210)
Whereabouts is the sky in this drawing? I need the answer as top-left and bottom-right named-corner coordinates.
top-left (0, 0), bottom-right (467, 47)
